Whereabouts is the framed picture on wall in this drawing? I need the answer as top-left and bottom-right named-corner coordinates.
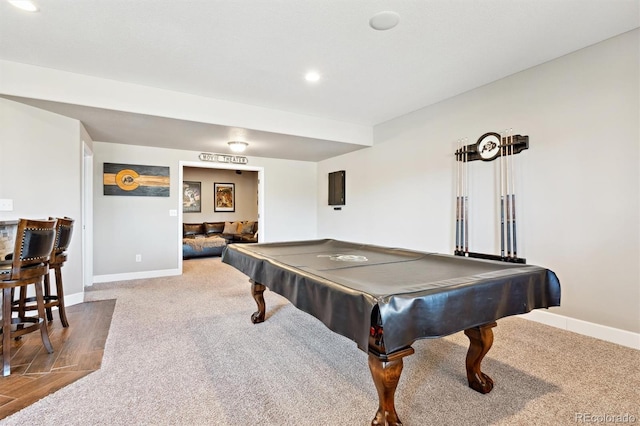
top-left (214, 182), bottom-right (235, 212)
top-left (183, 181), bottom-right (201, 212)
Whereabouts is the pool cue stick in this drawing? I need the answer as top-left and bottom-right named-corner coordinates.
top-left (455, 141), bottom-right (461, 252)
top-left (509, 130), bottom-right (518, 258)
top-left (459, 141), bottom-right (465, 253)
top-left (459, 141), bottom-right (464, 253)
top-left (505, 130), bottom-right (513, 258)
top-left (499, 132), bottom-right (506, 258)
top-left (463, 138), bottom-right (469, 254)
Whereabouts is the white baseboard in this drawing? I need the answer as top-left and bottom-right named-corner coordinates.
top-left (91, 268), bottom-right (180, 284)
top-left (522, 310), bottom-right (639, 350)
top-left (65, 291), bottom-right (85, 307)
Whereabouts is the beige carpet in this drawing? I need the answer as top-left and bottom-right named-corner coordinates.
top-left (2, 257), bottom-right (638, 425)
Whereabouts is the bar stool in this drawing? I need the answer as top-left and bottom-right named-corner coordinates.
top-left (13, 217), bottom-right (74, 327)
top-left (0, 218), bottom-right (56, 376)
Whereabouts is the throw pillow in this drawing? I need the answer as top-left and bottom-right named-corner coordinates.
top-left (231, 221), bottom-right (243, 234)
top-left (222, 221), bottom-right (237, 234)
top-left (242, 221), bottom-right (255, 234)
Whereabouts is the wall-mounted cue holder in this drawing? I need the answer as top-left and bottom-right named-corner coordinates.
top-left (455, 133), bottom-right (529, 163)
top-left (454, 131), bottom-right (529, 264)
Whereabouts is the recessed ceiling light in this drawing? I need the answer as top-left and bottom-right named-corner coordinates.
top-left (8, 0), bottom-right (39, 12)
top-left (305, 71), bottom-right (321, 83)
top-left (369, 11), bottom-right (400, 31)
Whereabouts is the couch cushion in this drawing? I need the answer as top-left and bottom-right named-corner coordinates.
top-left (204, 222), bottom-right (225, 235)
top-left (183, 223), bottom-right (204, 237)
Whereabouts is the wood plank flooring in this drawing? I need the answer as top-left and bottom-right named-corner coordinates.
top-left (0, 299), bottom-right (116, 419)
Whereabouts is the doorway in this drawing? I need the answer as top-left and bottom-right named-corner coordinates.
top-left (178, 161), bottom-right (264, 274)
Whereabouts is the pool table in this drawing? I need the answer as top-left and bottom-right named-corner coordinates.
top-left (222, 239), bottom-right (561, 425)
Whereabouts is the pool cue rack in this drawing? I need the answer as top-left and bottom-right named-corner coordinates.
top-left (454, 131), bottom-right (528, 264)
top-left (457, 133), bottom-right (529, 163)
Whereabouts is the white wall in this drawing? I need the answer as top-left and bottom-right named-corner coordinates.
top-left (92, 143), bottom-right (181, 276)
top-left (93, 142), bottom-right (317, 278)
top-left (0, 98), bottom-right (86, 301)
top-left (318, 30), bottom-right (640, 336)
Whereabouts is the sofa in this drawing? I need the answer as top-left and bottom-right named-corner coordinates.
top-left (182, 221), bottom-right (258, 259)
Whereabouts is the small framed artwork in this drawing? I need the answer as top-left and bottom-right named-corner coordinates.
top-left (214, 182), bottom-right (235, 212)
top-left (183, 181), bottom-right (201, 213)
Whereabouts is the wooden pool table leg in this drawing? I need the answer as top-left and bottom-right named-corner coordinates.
top-left (368, 347), bottom-right (415, 426)
top-left (250, 280), bottom-right (266, 324)
top-left (464, 321), bottom-right (497, 394)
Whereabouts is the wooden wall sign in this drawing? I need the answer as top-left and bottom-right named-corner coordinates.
top-left (103, 163), bottom-right (170, 197)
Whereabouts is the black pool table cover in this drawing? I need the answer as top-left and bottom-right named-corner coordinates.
top-left (222, 239), bottom-right (561, 354)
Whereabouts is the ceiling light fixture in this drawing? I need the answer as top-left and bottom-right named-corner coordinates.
top-left (369, 11), bottom-right (400, 31)
top-left (8, 0), bottom-right (39, 12)
top-left (228, 141), bottom-right (248, 153)
top-left (305, 71), bottom-right (321, 83)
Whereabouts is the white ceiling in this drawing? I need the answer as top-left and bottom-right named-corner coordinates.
top-left (1, 0), bottom-right (638, 161)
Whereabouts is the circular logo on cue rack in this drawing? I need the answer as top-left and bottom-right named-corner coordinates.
top-left (476, 132), bottom-right (502, 161)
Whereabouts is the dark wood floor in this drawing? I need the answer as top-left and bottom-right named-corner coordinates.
top-left (0, 299), bottom-right (116, 419)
